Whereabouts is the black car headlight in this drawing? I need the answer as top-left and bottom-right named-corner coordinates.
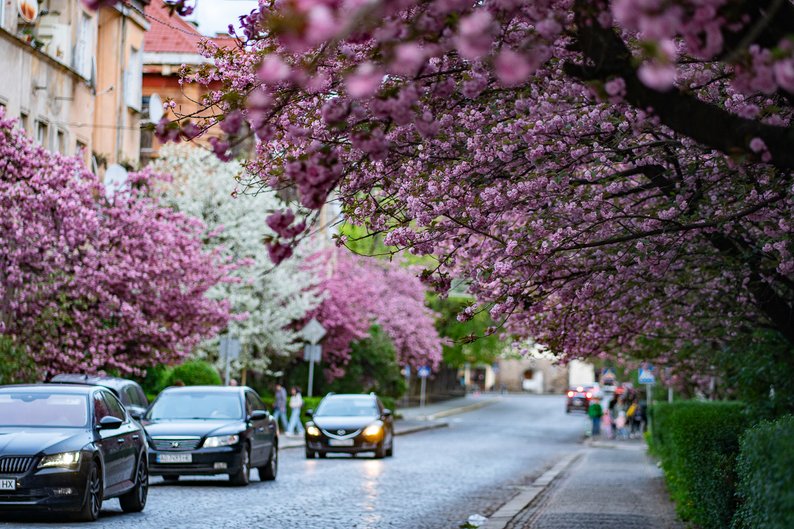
top-left (306, 425), bottom-right (321, 437)
top-left (38, 451), bottom-right (81, 469)
top-left (202, 434), bottom-right (240, 448)
top-left (362, 421), bottom-right (384, 441)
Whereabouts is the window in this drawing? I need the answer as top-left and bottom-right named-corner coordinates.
top-left (124, 385), bottom-right (147, 408)
top-left (55, 129), bottom-right (67, 154)
top-left (125, 46), bottom-right (143, 111)
top-left (19, 112), bottom-right (29, 133)
top-left (93, 393), bottom-right (110, 423)
top-left (35, 120), bottom-right (49, 147)
top-left (102, 392), bottom-right (127, 421)
top-left (245, 392), bottom-right (265, 414)
top-left (73, 13), bottom-right (93, 80)
top-left (76, 139), bottom-right (87, 154)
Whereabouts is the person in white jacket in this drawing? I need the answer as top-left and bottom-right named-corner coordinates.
top-left (287, 386), bottom-right (305, 436)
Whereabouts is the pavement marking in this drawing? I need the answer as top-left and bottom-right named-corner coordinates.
top-left (480, 450), bottom-right (584, 529)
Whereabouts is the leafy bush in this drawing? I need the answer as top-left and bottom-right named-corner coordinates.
top-left (327, 325), bottom-right (406, 398)
top-left (733, 415), bottom-right (794, 529)
top-left (650, 401), bottom-right (749, 529)
top-left (141, 364), bottom-right (171, 399)
top-left (166, 360), bottom-right (222, 387)
top-left (0, 336), bottom-right (36, 384)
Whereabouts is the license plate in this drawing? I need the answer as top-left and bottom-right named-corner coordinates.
top-left (0, 479), bottom-right (15, 491)
top-left (328, 439), bottom-right (354, 447)
top-left (156, 453), bottom-right (192, 464)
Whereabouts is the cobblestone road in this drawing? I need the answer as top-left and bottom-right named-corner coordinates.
top-left (0, 395), bottom-right (584, 529)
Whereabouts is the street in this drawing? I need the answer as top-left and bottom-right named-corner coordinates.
top-left (0, 395), bottom-right (584, 529)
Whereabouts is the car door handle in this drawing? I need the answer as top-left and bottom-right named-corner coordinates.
top-left (132, 435), bottom-right (140, 440)
top-left (117, 438), bottom-right (125, 443)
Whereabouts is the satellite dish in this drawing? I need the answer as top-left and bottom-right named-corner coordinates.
top-left (104, 164), bottom-right (129, 199)
top-left (148, 93), bottom-right (164, 123)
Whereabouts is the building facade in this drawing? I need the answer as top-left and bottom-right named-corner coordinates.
top-left (0, 0), bottom-right (148, 169)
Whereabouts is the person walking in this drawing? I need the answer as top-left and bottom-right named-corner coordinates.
top-left (273, 383), bottom-right (289, 432)
top-left (286, 386), bottom-right (305, 436)
top-left (588, 398), bottom-right (602, 437)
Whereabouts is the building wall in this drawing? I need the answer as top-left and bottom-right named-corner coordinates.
top-left (494, 356), bottom-right (568, 394)
top-left (93, 3), bottom-right (148, 167)
top-left (0, 0), bottom-right (95, 162)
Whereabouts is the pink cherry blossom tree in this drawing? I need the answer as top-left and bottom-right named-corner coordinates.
top-left (0, 115), bottom-right (232, 378)
top-left (310, 249), bottom-right (442, 381)
top-left (89, 1), bottom-right (793, 378)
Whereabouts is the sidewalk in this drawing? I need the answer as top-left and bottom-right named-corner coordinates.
top-left (281, 394), bottom-right (499, 449)
top-left (483, 438), bottom-right (683, 529)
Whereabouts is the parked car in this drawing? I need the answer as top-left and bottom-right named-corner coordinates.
top-left (50, 374), bottom-right (149, 420)
top-left (143, 386), bottom-right (277, 486)
top-left (565, 386), bottom-right (593, 413)
top-left (304, 393), bottom-right (394, 459)
top-left (0, 384), bottom-right (148, 521)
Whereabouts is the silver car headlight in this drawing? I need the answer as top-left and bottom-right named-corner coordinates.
top-left (202, 434), bottom-right (240, 448)
top-left (38, 451), bottom-right (81, 469)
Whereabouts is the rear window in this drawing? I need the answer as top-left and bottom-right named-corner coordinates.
top-left (316, 397), bottom-right (378, 417)
top-left (0, 392), bottom-right (88, 428)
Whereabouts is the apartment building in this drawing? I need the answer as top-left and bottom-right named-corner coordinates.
top-left (0, 0), bottom-right (149, 169)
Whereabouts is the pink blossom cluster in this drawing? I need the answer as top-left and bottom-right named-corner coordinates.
top-left (0, 115), bottom-right (232, 378)
top-left (308, 249), bottom-right (442, 381)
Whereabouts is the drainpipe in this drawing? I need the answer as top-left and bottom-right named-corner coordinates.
top-left (116, 5), bottom-right (127, 163)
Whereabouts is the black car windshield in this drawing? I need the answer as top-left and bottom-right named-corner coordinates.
top-left (147, 392), bottom-right (242, 420)
top-left (0, 391), bottom-right (88, 428)
top-left (316, 397), bottom-right (378, 417)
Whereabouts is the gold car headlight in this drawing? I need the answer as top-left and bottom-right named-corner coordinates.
top-left (38, 451), bottom-right (81, 469)
top-left (306, 425), bottom-right (321, 437)
top-left (362, 422), bottom-right (383, 440)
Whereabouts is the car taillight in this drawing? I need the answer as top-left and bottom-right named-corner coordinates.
top-left (586, 392), bottom-right (592, 398)
top-left (567, 391), bottom-right (574, 397)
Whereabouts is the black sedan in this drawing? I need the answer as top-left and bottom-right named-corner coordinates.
top-left (50, 374), bottom-right (149, 420)
top-left (143, 386), bottom-right (278, 486)
top-left (304, 393), bottom-right (394, 459)
top-left (565, 386), bottom-right (593, 413)
top-left (0, 384), bottom-right (148, 521)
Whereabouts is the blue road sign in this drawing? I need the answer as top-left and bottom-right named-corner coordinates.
top-left (638, 364), bottom-right (656, 385)
top-left (417, 366), bottom-right (431, 378)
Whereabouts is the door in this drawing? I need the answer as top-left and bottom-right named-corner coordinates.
top-left (93, 392), bottom-right (124, 489)
top-left (245, 392), bottom-right (271, 465)
top-left (101, 392), bottom-right (138, 485)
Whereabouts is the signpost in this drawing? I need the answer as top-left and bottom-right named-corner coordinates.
top-left (219, 335), bottom-right (241, 386)
top-left (418, 366), bottom-right (431, 408)
top-left (638, 363), bottom-right (655, 407)
top-left (301, 318), bottom-right (326, 397)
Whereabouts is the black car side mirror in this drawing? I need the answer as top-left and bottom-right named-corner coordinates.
top-left (98, 416), bottom-right (123, 430)
top-left (383, 409), bottom-right (392, 417)
top-left (306, 409), bottom-right (314, 418)
top-left (249, 410), bottom-right (268, 421)
top-left (128, 409), bottom-right (144, 421)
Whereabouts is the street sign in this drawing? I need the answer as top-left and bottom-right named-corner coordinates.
top-left (220, 335), bottom-right (241, 386)
top-left (638, 364), bottom-right (655, 385)
top-left (303, 344), bottom-right (321, 363)
top-left (301, 318), bottom-right (326, 345)
top-left (601, 367), bottom-right (617, 385)
top-left (418, 366), bottom-right (431, 378)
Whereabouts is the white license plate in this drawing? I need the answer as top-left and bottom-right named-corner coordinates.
top-left (156, 453), bottom-right (192, 464)
top-left (328, 439), bottom-right (354, 447)
top-left (0, 479), bottom-right (15, 491)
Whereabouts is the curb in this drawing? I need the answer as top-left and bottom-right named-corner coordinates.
top-left (279, 421), bottom-right (450, 450)
top-left (480, 451), bottom-right (583, 529)
top-left (418, 398), bottom-right (500, 421)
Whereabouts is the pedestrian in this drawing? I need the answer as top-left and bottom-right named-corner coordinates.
top-left (601, 406), bottom-right (613, 439)
top-left (615, 410), bottom-right (628, 440)
top-left (627, 398), bottom-right (639, 438)
top-left (273, 383), bottom-right (288, 432)
top-left (286, 386), bottom-right (305, 436)
top-left (588, 398), bottom-right (602, 437)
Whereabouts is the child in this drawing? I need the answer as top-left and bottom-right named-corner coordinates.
top-left (601, 407), bottom-right (613, 439)
top-left (615, 410), bottom-right (628, 440)
top-left (588, 398), bottom-right (602, 437)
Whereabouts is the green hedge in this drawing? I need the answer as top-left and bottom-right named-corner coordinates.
top-left (166, 360), bottom-right (222, 387)
top-left (650, 401), bottom-right (748, 529)
top-left (733, 415), bottom-right (794, 529)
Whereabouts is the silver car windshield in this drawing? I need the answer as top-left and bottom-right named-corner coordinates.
top-left (147, 393), bottom-right (242, 420)
top-left (0, 392), bottom-right (88, 428)
top-left (316, 398), bottom-right (378, 417)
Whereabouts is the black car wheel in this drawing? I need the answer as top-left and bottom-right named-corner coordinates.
top-left (374, 442), bottom-right (386, 459)
top-left (386, 439), bottom-right (394, 457)
top-left (230, 444), bottom-right (251, 486)
top-left (162, 475), bottom-right (179, 483)
top-left (119, 455), bottom-right (148, 512)
top-left (318, 451), bottom-right (327, 458)
top-left (305, 448), bottom-right (316, 459)
top-left (75, 461), bottom-right (102, 522)
top-left (259, 445), bottom-right (278, 481)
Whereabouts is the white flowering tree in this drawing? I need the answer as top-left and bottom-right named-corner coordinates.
top-left (151, 145), bottom-right (323, 374)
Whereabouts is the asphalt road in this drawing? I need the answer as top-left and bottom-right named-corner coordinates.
top-left (0, 395), bottom-right (585, 529)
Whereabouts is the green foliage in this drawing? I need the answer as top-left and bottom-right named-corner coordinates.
top-left (140, 364), bottom-right (172, 399)
top-left (327, 325), bottom-right (406, 398)
top-left (650, 401), bottom-right (749, 529)
top-left (166, 360), bottom-right (222, 387)
top-left (429, 295), bottom-right (504, 367)
top-left (733, 415), bottom-right (794, 529)
top-left (0, 336), bottom-right (36, 384)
